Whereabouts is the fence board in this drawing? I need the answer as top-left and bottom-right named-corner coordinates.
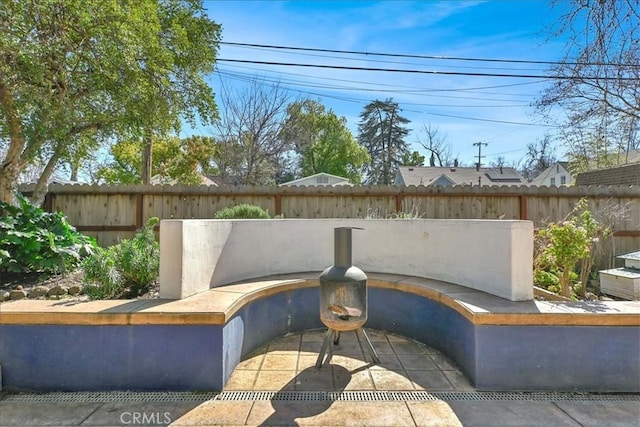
top-left (17, 183), bottom-right (639, 267)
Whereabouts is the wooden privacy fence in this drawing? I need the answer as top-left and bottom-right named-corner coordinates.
top-left (21, 183), bottom-right (640, 267)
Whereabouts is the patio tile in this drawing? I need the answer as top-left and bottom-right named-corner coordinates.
top-left (429, 353), bottom-right (459, 370)
top-left (261, 354), bottom-right (297, 370)
top-left (406, 401), bottom-right (464, 427)
top-left (224, 369), bottom-right (258, 391)
top-left (235, 352), bottom-right (265, 370)
top-left (302, 401), bottom-right (416, 426)
top-left (0, 402), bottom-right (103, 426)
top-left (330, 354), bottom-right (372, 371)
top-left (334, 368), bottom-right (375, 391)
top-left (300, 341), bottom-right (324, 353)
top-left (253, 370), bottom-right (297, 390)
top-left (247, 401), bottom-right (416, 426)
top-left (392, 340), bottom-right (427, 354)
top-left (81, 402), bottom-right (199, 426)
top-left (301, 329), bottom-right (327, 342)
top-left (554, 401), bottom-right (640, 427)
top-left (332, 342), bottom-right (364, 356)
top-left (442, 370), bottom-right (474, 390)
top-left (369, 353), bottom-right (404, 371)
top-left (297, 355), bottom-right (320, 370)
top-left (267, 334), bottom-right (301, 353)
top-left (170, 401), bottom-right (253, 426)
top-left (334, 331), bottom-right (359, 343)
top-left (447, 401), bottom-right (581, 426)
top-left (386, 332), bottom-right (409, 342)
top-left (370, 370), bottom-right (415, 390)
top-left (294, 367), bottom-right (336, 391)
top-left (369, 340), bottom-right (395, 354)
top-left (408, 370), bottom-right (454, 391)
top-left (363, 328), bottom-right (390, 342)
top-left (398, 353), bottom-right (439, 370)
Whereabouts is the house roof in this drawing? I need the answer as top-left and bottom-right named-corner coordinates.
top-left (529, 161), bottom-right (571, 185)
top-left (150, 174), bottom-right (217, 186)
top-left (575, 162), bottom-right (640, 185)
top-left (396, 166), bottom-right (526, 186)
top-left (279, 172), bottom-right (352, 187)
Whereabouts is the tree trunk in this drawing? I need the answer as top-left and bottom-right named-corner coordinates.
top-left (0, 168), bottom-right (19, 205)
top-left (141, 132), bottom-right (153, 184)
top-left (70, 162), bottom-right (78, 181)
top-left (29, 140), bottom-right (65, 207)
top-left (0, 79), bottom-right (28, 205)
top-left (560, 267), bottom-right (572, 298)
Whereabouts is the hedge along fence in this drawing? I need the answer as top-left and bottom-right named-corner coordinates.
top-left (17, 183), bottom-right (640, 269)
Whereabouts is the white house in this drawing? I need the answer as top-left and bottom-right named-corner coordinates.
top-left (279, 172), bottom-right (353, 187)
top-left (529, 162), bottom-right (573, 186)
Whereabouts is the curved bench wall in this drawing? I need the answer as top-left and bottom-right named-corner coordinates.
top-left (1, 277), bottom-right (638, 392)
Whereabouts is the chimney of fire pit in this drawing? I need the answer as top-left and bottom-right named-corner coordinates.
top-left (334, 227), bottom-right (362, 268)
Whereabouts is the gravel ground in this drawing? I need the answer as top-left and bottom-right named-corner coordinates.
top-left (0, 269), bottom-right (159, 302)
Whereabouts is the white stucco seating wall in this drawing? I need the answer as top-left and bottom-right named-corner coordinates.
top-left (159, 219), bottom-right (534, 301)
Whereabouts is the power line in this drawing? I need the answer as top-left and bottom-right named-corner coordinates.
top-left (220, 41), bottom-right (640, 68)
top-left (218, 64), bottom-right (543, 98)
top-left (219, 63), bottom-right (543, 91)
top-left (217, 58), bottom-right (638, 80)
top-left (214, 69), bottom-right (560, 128)
top-left (216, 69), bottom-right (530, 106)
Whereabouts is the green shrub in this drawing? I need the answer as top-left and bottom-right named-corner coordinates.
top-left (0, 192), bottom-right (96, 274)
top-left (214, 204), bottom-right (270, 219)
top-left (534, 199), bottom-right (610, 298)
top-left (534, 269), bottom-right (560, 294)
top-left (83, 217), bottom-right (159, 299)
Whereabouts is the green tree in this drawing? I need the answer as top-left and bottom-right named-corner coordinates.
top-left (283, 100), bottom-right (369, 184)
top-left (0, 0), bottom-right (221, 205)
top-left (358, 99), bottom-right (411, 185)
top-left (400, 151), bottom-right (425, 167)
top-left (97, 135), bottom-right (216, 184)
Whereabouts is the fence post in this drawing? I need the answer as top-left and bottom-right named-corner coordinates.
top-left (519, 195), bottom-right (528, 220)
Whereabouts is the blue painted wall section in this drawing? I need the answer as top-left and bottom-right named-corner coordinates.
top-left (475, 325), bottom-right (640, 392)
top-left (1, 285), bottom-right (638, 392)
top-left (0, 325), bottom-right (224, 391)
top-left (367, 288), bottom-right (477, 382)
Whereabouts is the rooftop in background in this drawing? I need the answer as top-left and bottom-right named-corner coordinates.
top-left (575, 162), bottom-right (640, 186)
top-left (279, 172), bottom-right (353, 187)
top-left (150, 174), bottom-right (217, 186)
top-left (529, 162), bottom-right (573, 186)
top-left (395, 166), bottom-right (527, 187)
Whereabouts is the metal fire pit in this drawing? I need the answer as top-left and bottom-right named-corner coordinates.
top-left (315, 227), bottom-right (381, 368)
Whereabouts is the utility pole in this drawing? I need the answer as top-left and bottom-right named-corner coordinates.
top-left (473, 142), bottom-right (487, 170)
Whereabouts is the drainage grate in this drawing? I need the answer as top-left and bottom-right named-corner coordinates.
top-left (1, 391), bottom-right (218, 403)
top-left (2, 390), bottom-right (638, 403)
top-left (212, 390), bottom-right (640, 402)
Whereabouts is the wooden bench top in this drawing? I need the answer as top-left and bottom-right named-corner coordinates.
top-left (2, 272), bottom-right (638, 327)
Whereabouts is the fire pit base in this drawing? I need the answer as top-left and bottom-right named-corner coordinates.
top-left (315, 327), bottom-right (381, 369)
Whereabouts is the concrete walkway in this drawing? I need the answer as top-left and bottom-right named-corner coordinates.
top-left (1, 329), bottom-right (638, 426)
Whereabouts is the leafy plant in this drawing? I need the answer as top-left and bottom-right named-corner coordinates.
top-left (83, 217), bottom-right (159, 299)
top-left (0, 192), bottom-right (96, 274)
top-left (214, 204), bottom-right (270, 219)
top-left (534, 199), bottom-right (611, 298)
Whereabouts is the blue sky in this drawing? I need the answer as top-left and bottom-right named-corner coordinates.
top-left (200, 0), bottom-right (569, 166)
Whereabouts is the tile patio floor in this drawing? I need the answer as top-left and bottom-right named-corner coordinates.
top-left (224, 328), bottom-right (472, 393)
top-left (172, 328), bottom-right (471, 426)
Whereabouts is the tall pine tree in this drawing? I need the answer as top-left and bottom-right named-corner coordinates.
top-left (358, 99), bottom-right (410, 185)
